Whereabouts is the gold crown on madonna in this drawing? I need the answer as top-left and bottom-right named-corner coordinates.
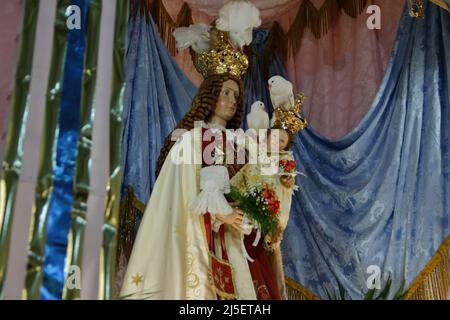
top-left (273, 93), bottom-right (308, 135)
top-left (195, 28), bottom-right (249, 79)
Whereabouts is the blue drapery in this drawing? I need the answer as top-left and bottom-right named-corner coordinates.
top-left (121, 2), bottom-right (450, 300)
top-left (121, 14), bottom-right (197, 204)
top-left (283, 3), bottom-right (450, 299)
top-left (41, 0), bottom-right (89, 299)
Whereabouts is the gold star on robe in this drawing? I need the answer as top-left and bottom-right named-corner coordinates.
top-left (131, 273), bottom-right (143, 286)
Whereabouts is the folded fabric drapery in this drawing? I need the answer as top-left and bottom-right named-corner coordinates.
top-left (121, 14), bottom-right (197, 205)
top-left (431, 0), bottom-right (450, 12)
top-left (284, 0), bottom-right (405, 140)
top-left (283, 3), bottom-right (450, 299)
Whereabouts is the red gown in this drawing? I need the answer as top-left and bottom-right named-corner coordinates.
top-left (244, 231), bottom-right (281, 300)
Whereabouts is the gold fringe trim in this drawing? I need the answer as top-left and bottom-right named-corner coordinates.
top-left (129, 0), bottom-right (193, 56)
top-left (116, 186), bottom-right (145, 269)
top-left (285, 236), bottom-right (450, 300)
top-left (276, 0), bottom-right (367, 59)
top-left (404, 235), bottom-right (450, 300)
top-left (208, 252), bottom-right (239, 300)
top-left (430, 0), bottom-right (450, 12)
top-left (285, 276), bottom-right (321, 300)
top-left (129, 0), bottom-right (367, 60)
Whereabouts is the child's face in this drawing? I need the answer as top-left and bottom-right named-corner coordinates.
top-left (267, 129), bottom-right (290, 151)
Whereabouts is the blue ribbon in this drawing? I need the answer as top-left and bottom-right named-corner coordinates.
top-left (41, 0), bottom-right (89, 300)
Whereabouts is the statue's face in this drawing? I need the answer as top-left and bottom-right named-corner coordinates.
top-left (214, 80), bottom-right (240, 122)
top-left (267, 129), bottom-right (290, 151)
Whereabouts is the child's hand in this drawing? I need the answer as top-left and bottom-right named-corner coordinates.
top-left (263, 234), bottom-right (275, 252)
top-left (280, 175), bottom-right (295, 188)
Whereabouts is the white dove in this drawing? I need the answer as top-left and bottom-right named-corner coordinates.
top-left (216, 1), bottom-right (261, 48)
top-left (247, 101), bottom-right (270, 130)
top-left (173, 24), bottom-right (211, 53)
top-left (268, 75), bottom-right (295, 111)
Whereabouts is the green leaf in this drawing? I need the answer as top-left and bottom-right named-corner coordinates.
top-left (229, 186), bottom-right (280, 235)
top-left (375, 274), bottom-right (392, 300)
top-left (324, 286), bottom-right (334, 300)
top-left (337, 280), bottom-right (347, 300)
top-left (362, 273), bottom-right (408, 300)
top-left (363, 287), bottom-right (377, 300)
top-left (393, 280), bottom-right (407, 300)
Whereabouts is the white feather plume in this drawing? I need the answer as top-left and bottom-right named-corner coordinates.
top-left (173, 24), bottom-right (211, 53)
top-left (268, 75), bottom-right (295, 111)
top-left (247, 101), bottom-right (270, 130)
top-left (216, 1), bottom-right (261, 48)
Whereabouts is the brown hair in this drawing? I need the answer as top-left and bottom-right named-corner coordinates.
top-left (155, 74), bottom-right (244, 177)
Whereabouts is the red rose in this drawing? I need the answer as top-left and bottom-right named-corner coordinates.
top-left (279, 159), bottom-right (296, 173)
top-left (283, 160), bottom-right (296, 172)
top-left (268, 200), bottom-right (280, 216)
top-left (262, 190), bottom-right (270, 198)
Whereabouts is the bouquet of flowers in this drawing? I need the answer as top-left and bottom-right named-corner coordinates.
top-left (229, 181), bottom-right (281, 238)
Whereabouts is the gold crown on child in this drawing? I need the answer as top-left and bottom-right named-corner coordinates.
top-left (273, 93), bottom-right (308, 135)
top-left (195, 28), bottom-right (249, 79)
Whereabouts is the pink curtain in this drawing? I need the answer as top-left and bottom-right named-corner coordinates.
top-left (183, 0), bottom-right (301, 24)
top-left (283, 0), bottom-right (405, 139)
top-left (0, 0), bottom-right (23, 160)
top-left (162, 0), bottom-right (405, 139)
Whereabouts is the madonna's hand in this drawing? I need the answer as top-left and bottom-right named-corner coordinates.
top-left (216, 208), bottom-right (243, 226)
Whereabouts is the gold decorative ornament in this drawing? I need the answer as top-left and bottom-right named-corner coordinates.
top-left (408, 0), bottom-right (425, 19)
top-left (195, 28), bottom-right (249, 79)
top-left (272, 93), bottom-right (308, 135)
top-left (131, 273), bottom-right (143, 286)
